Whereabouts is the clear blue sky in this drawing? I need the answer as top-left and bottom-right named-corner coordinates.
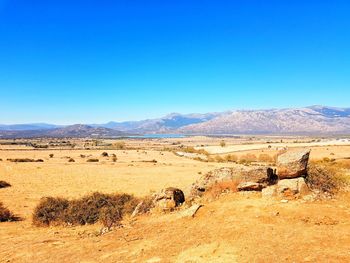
top-left (0, 0), bottom-right (349, 124)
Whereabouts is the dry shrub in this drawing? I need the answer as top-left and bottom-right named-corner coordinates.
top-left (49, 154), bottom-right (54, 158)
top-left (0, 202), bottom-right (17, 222)
top-left (204, 180), bottom-right (240, 200)
top-left (101, 152), bottom-right (109, 157)
top-left (80, 154), bottom-right (86, 158)
top-left (33, 192), bottom-right (140, 227)
top-left (214, 155), bottom-right (225, 163)
top-left (258, 153), bottom-right (274, 163)
top-left (239, 153), bottom-right (257, 163)
top-left (86, 158), bottom-right (99, 162)
top-left (112, 156), bottom-right (117, 162)
top-left (68, 158), bottom-right (75, 162)
top-left (7, 158), bottom-right (44, 163)
top-left (220, 140), bottom-right (226, 147)
top-left (114, 141), bottom-right (126, 150)
top-left (0, 181), bottom-right (11, 188)
top-left (32, 197), bottom-right (69, 226)
top-left (225, 154), bottom-right (238, 162)
top-left (306, 163), bottom-right (345, 195)
top-left (335, 159), bottom-right (350, 170)
top-left (181, 146), bottom-right (209, 155)
top-left (135, 195), bottom-right (155, 214)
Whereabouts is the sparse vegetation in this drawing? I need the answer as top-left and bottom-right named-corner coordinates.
top-left (86, 158), bottom-right (99, 162)
top-left (49, 154), bottom-right (54, 158)
top-left (0, 202), bottom-right (17, 222)
top-left (7, 158), bottom-right (44, 163)
top-left (220, 140), bottom-right (226, 147)
top-left (306, 163), bottom-right (346, 196)
top-left (32, 197), bottom-right (69, 226)
top-left (258, 153), bottom-right (274, 163)
top-left (203, 180), bottom-right (240, 200)
top-left (68, 158), bottom-right (75, 162)
top-left (180, 146), bottom-right (209, 156)
top-left (239, 153), bottom-right (257, 164)
top-left (224, 154), bottom-right (238, 162)
top-left (32, 192), bottom-right (151, 227)
top-left (0, 181), bottom-right (11, 188)
top-left (114, 141), bottom-right (126, 150)
top-left (101, 152), bottom-right (109, 157)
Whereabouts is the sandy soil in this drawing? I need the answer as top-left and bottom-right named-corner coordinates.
top-left (1, 137), bottom-right (350, 262)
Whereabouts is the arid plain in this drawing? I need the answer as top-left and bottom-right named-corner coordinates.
top-left (1, 136), bottom-right (350, 262)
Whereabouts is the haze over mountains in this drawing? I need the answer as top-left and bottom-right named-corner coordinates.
top-left (0, 106), bottom-right (350, 138)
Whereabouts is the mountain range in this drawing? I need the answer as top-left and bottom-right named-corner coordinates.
top-left (0, 106), bottom-right (349, 138)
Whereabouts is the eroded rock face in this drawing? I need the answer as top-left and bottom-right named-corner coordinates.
top-left (154, 187), bottom-right (185, 211)
top-left (190, 166), bottom-right (276, 197)
top-left (189, 168), bottom-right (238, 198)
top-left (277, 149), bottom-right (310, 179)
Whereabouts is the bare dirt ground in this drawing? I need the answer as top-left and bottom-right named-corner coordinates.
top-left (1, 136), bottom-right (350, 262)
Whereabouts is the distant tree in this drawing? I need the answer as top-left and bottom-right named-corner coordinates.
top-left (220, 140), bottom-right (226, 147)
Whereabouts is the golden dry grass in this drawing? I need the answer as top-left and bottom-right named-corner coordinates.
top-left (0, 137), bottom-right (350, 262)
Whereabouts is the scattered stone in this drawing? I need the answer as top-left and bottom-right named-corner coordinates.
top-left (237, 182), bottom-right (263, 191)
top-left (277, 149), bottom-right (310, 179)
top-left (179, 204), bottom-right (203, 218)
top-left (277, 177), bottom-right (310, 197)
top-left (131, 201), bottom-right (144, 218)
top-left (262, 185), bottom-right (277, 197)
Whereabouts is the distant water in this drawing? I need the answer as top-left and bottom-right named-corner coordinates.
top-left (127, 134), bottom-right (186, 139)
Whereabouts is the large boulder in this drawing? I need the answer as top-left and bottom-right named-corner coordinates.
top-left (277, 149), bottom-right (310, 179)
top-left (277, 177), bottom-right (310, 197)
top-left (154, 187), bottom-right (185, 211)
top-left (190, 166), bottom-right (276, 197)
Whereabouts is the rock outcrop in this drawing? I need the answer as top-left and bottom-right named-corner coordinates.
top-left (190, 166), bottom-right (277, 196)
top-left (277, 149), bottom-right (310, 179)
top-left (154, 187), bottom-right (185, 211)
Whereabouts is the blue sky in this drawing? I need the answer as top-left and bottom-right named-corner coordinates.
top-left (0, 0), bottom-right (349, 124)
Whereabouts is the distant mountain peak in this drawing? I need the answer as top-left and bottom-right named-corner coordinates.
top-left (1, 105), bottom-right (350, 137)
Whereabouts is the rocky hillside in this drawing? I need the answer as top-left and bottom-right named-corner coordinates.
top-left (0, 125), bottom-right (128, 138)
top-left (178, 106), bottom-right (350, 135)
top-left (93, 112), bottom-right (223, 133)
top-left (1, 106), bottom-right (350, 136)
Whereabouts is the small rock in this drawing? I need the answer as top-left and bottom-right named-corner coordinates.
top-left (277, 177), bottom-right (310, 197)
top-left (179, 204), bottom-right (203, 218)
top-left (262, 185), bottom-right (277, 197)
top-left (281, 199), bottom-right (289, 203)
